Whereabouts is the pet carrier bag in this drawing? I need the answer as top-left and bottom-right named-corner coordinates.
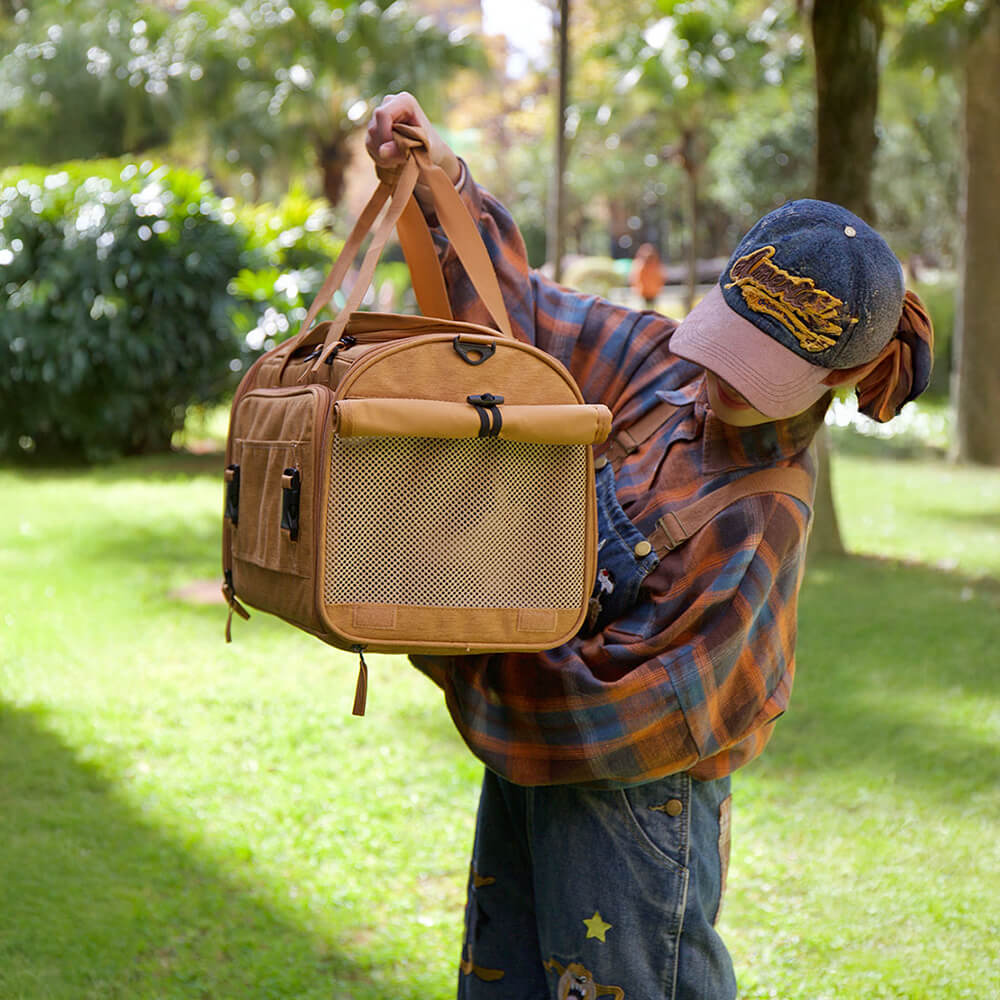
top-left (221, 124), bottom-right (612, 712)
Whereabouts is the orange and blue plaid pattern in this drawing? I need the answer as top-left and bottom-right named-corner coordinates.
top-left (410, 168), bottom-right (824, 787)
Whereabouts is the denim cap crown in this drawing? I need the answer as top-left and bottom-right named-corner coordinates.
top-left (719, 199), bottom-right (904, 370)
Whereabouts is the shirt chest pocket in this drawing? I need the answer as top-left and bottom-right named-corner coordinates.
top-left (582, 458), bottom-right (660, 637)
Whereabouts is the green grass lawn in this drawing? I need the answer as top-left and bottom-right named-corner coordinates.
top-left (1, 448), bottom-right (998, 999)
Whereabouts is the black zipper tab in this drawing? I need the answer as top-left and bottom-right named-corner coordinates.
top-left (323, 334), bottom-right (357, 365)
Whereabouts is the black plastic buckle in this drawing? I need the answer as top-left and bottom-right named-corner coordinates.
top-left (224, 464), bottom-right (240, 525)
top-left (281, 467), bottom-right (301, 540)
top-left (467, 393), bottom-right (504, 438)
top-left (453, 337), bottom-right (496, 366)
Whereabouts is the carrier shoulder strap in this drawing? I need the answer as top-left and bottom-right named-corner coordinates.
top-left (649, 466), bottom-right (815, 556)
top-left (603, 395), bottom-right (814, 554)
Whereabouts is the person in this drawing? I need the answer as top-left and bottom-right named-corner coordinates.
top-left (629, 242), bottom-right (667, 309)
top-left (365, 93), bottom-right (933, 1000)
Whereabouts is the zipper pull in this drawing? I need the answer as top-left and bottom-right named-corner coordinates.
top-left (351, 645), bottom-right (369, 716)
top-left (221, 575), bottom-right (250, 643)
top-left (323, 334), bottom-right (357, 365)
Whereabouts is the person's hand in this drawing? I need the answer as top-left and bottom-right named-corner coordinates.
top-left (365, 92), bottom-right (461, 186)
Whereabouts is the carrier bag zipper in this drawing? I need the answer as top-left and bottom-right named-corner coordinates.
top-left (351, 645), bottom-right (369, 717)
top-left (222, 569), bottom-right (250, 642)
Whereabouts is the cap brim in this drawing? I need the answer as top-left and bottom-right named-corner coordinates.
top-left (671, 285), bottom-right (831, 420)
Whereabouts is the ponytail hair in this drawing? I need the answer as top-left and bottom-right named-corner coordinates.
top-left (852, 290), bottom-right (935, 423)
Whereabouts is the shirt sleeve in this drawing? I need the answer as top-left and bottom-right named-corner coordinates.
top-left (428, 164), bottom-right (686, 417)
top-left (413, 489), bottom-right (810, 788)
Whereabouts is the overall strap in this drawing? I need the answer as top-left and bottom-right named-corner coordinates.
top-left (650, 467), bottom-right (815, 556)
top-left (604, 399), bottom-right (676, 471)
top-left (601, 388), bottom-right (814, 555)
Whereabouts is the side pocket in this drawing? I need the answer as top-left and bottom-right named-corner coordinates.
top-left (225, 386), bottom-right (330, 631)
top-left (618, 774), bottom-right (691, 875)
top-left (231, 440), bottom-right (309, 577)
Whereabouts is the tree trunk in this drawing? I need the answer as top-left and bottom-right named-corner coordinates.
top-left (954, 0), bottom-right (1000, 465)
top-left (809, 0), bottom-right (884, 557)
top-left (812, 0), bottom-right (883, 221)
top-left (681, 131), bottom-right (699, 316)
top-left (316, 128), bottom-right (355, 209)
top-left (808, 425), bottom-right (844, 554)
top-left (548, 0), bottom-right (570, 282)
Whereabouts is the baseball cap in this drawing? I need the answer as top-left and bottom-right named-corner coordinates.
top-left (671, 199), bottom-right (905, 419)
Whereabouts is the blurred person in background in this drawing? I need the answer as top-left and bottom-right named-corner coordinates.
top-left (630, 241), bottom-right (667, 309)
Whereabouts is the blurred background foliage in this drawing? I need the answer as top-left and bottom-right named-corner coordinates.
top-left (0, 159), bottom-right (350, 460)
top-left (0, 0), bottom-right (993, 464)
top-left (0, 160), bottom-right (250, 460)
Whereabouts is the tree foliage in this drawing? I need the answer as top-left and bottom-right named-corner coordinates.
top-left (0, 1), bottom-right (483, 206)
top-left (576, 0), bottom-right (808, 303)
top-left (0, 0), bottom-right (182, 162)
top-left (177, 0), bottom-right (483, 204)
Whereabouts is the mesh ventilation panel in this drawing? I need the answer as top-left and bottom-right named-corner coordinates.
top-left (324, 436), bottom-right (589, 608)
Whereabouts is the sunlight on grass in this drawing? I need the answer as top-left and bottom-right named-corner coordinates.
top-left (1, 450), bottom-right (997, 998)
top-left (833, 452), bottom-right (1000, 579)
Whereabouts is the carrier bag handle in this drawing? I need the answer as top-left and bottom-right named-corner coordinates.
top-left (395, 181), bottom-right (454, 322)
top-left (388, 122), bottom-right (514, 340)
top-left (294, 153), bottom-right (421, 369)
top-left (295, 124), bottom-right (515, 374)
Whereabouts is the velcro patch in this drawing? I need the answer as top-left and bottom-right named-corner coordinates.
top-left (352, 605), bottom-right (398, 630)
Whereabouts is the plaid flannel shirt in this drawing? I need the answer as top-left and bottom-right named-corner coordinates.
top-left (410, 163), bottom-right (823, 788)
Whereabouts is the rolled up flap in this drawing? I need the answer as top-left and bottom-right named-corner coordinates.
top-left (335, 398), bottom-right (612, 445)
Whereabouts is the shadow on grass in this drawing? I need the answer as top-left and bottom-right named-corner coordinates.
top-left (762, 554), bottom-right (1000, 801)
top-left (901, 505), bottom-right (1000, 531)
top-left (0, 702), bottom-right (446, 1000)
top-left (92, 450), bottom-right (227, 482)
top-left (0, 450), bottom-right (227, 482)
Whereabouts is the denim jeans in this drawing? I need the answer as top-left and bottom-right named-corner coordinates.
top-left (457, 769), bottom-right (736, 999)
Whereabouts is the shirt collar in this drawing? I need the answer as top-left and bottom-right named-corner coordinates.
top-left (695, 378), bottom-right (829, 473)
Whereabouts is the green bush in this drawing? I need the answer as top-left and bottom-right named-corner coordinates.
top-left (0, 161), bottom-right (342, 462)
top-left (229, 182), bottom-right (346, 350)
top-left (562, 256), bottom-right (628, 299)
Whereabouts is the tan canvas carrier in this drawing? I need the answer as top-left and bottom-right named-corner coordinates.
top-left (221, 125), bottom-right (613, 711)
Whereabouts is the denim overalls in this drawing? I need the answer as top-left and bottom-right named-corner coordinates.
top-left (457, 460), bottom-right (737, 1000)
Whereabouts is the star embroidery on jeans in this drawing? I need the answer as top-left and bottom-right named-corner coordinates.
top-left (583, 910), bottom-right (612, 943)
